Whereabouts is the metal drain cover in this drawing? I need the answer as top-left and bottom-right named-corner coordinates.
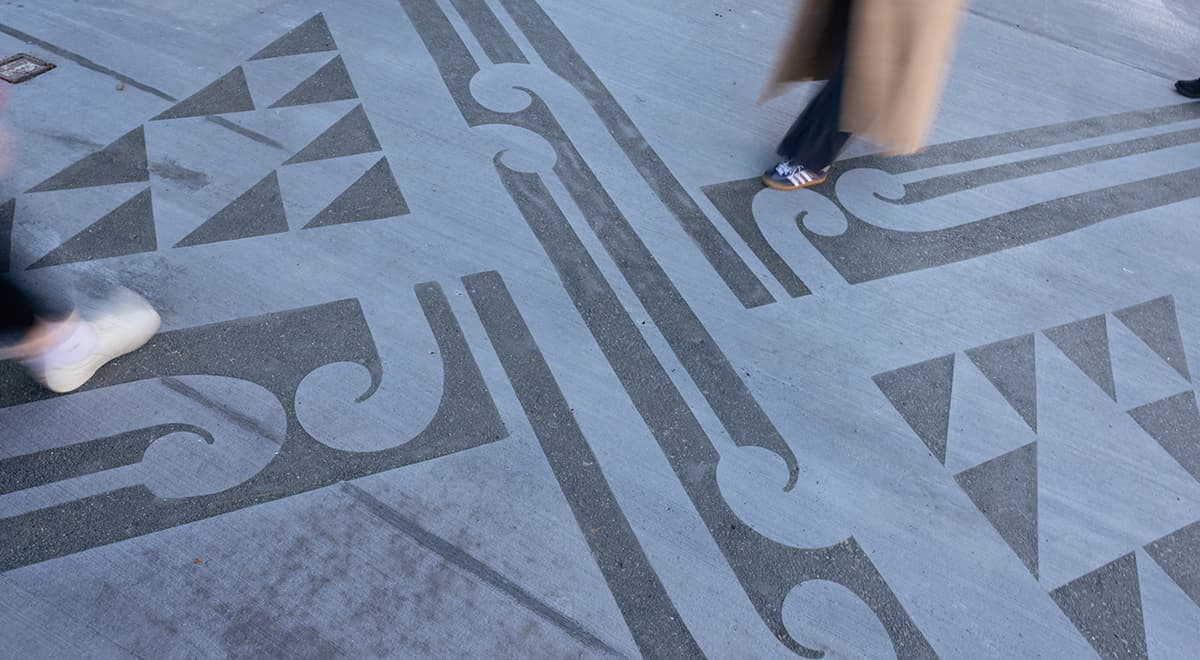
top-left (0, 53), bottom-right (55, 83)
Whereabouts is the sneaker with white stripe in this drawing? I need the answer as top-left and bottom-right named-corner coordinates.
top-left (762, 160), bottom-right (830, 191)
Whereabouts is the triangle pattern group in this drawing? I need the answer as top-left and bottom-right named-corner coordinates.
top-left (7, 14), bottom-right (405, 269)
top-left (873, 300), bottom-right (1200, 659)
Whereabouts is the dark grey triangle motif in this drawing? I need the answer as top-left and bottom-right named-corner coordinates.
top-left (175, 172), bottom-right (287, 247)
top-left (270, 56), bottom-right (358, 108)
top-left (1144, 520), bottom-right (1200, 610)
top-left (873, 354), bottom-right (955, 464)
top-left (955, 441), bottom-right (1039, 578)
top-left (1115, 296), bottom-right (1191, 382)
top-left (1050, 553), bottom-right (1148, 660)
top-left (966, 334), bottom-right (1038, 432)
top-left (249, 14), bottom-right (337, 61)
top-left (284, 105), bottom-right (381, 166)
top-left (30, 188), bottom-right (156, 269)
top-left (1044, 314), bottom-right (1117, 400)
top-left (305, 158), bottom-right (408, 229)
top-left (153, 67), bottom-right (255, 121)
top-left (1127, 390), bottom-right (1200, 482)
top-left (27, 127), bottom-right (148, 193)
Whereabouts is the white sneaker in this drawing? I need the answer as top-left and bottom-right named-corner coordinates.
top-left (29, 288), bottom-right (161, 393)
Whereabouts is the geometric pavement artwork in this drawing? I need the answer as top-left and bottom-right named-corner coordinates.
top-left (0, 278), bottom-right (507, 573)
top-left (956, 441), bottom-right (1040, 578)
top-left (6, 0), bottom-right (1200, 657)
top-left (1145, 520), bottom-right (1200, 609)
top-left (1044, 314), bottom-right (1118, 401)
top-left (249, 13), bottom-right (338, 61)
top-left (268, 55), bottom-right (359, 109)
top-left (1116, 296), bottom-right (1192, 382)
top-left (1128, 390), bottom-right (1200, 483)
top-left (150, 66), bottom-right (255, 121)
top-left (174, 172), bottom-right (287, 248)
top-left (873, 354), bottom-right (955, 464)
top-left (11, 14), bottom-right (406, 271)
top-left (25, 126), bottom-right (149, 193)
top-left (29, 188), bottom-right (156, 268)
top-left (1050, 553), bottom-right (1149, 660)
top-left (305, 157), bottom-right (407, 229)
top-left (283, 104), bottom-right (381, 166)
top-left (966, 334), bottom-right (1038, 433)
top-left (399, 0), bottom-right (936, 654)
top-left (703, 103), bottom-right (1200, 298)
top-left (877, 294), bottom-right (1200, 653)
top-left (463, 270), bottom-right (701, 657)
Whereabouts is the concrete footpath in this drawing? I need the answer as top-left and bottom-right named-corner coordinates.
top-left (1, 1), bottom-right (1199, 657)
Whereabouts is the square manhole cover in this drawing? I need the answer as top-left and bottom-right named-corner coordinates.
top-left (0, 53), bottom-right (55, 84)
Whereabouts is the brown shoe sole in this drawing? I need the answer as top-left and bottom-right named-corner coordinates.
top-left (761, 173), bottom-right (828, 191)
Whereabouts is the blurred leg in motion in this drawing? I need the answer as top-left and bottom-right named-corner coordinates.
top-left (1176, 76), bottom-right (1200, 98)
top-left (762, 0), bottom-right (853, 191)
top-left (1, 275), bottom-right (159, 393)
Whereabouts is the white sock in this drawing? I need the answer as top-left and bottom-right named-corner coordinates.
top-left (22, 320), bottom-right (96, 373)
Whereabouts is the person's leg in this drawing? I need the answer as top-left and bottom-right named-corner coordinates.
top-left (1, 276), bottom-right (160, 393)
top-left (762, 1), bottom-right (853, 190)
top-left (1176, 76), bottom-right (1200, 99)
top-left (0, 275), bottom-right (41, 339)
top-left (0, 119), bottom-right (160, 393)
top-left (776, 52), bottom-right (851, 170)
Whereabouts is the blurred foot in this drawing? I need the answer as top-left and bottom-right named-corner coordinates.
top-left (1176, 78), bottom-right (1200, 99)
top-left (762, 160), bottom-right (829, 191)
top-left (22, 288), bottom-right (160, 393)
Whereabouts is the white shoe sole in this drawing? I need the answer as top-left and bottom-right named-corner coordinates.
top-left (40, 289), bottom-right (161, 393)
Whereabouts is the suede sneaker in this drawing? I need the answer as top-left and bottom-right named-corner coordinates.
top-left (762, 160), bottom-right (830, 191)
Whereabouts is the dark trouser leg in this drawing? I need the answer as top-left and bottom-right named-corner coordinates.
top-left (1, 275), bottom-right (41, 340)
top-left (775, 2), bottom-right (853, 170)
top-left (776, 66), bottom-right (850, 170)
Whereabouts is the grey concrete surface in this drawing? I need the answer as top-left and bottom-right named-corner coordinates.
top-left (0, 0), bottom-right (1199, 657)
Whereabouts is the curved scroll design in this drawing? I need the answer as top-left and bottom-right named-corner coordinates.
top-left (464, 45), bottom-right (803, 494)
top-left (423, 0), bottom-right (775, 308)
top-left (0, 374), bottom-right (286, 518)
top-left (0, 288), bottom-right (506, 572)
top-left (396, 0), bottom-right (930, 653)
top-left (293, 282), bottom-right (507, 459)
top-left (494, 153), bottom-right (933, 658)
top-left (704, 101), bottom-right (1200, 289)
top-left (0, 423), bottom-right (213, 497)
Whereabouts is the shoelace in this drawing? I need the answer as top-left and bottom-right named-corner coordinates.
top-left (774, 161), bottom-right (800, 177)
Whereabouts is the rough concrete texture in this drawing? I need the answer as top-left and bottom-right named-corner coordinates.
top-left (1, 1), bottom-right (1200, 657)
